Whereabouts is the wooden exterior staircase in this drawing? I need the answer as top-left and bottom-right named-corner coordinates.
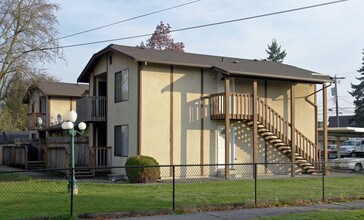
top-left (209, 93), bottom-right (320, 174)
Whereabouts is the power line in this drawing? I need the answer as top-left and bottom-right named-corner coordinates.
top-left (338, 96), bottom-right (353, 105)
top-left (24, 0), bottom-right (348, 53)
top-left (56, 0), bottom-right (202, 40)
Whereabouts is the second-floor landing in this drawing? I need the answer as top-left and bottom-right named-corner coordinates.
top-left (76, 96), bottom-right (107, 122)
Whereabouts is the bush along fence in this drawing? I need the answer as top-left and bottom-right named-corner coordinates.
top-left (0, 162), bottom-right (363, 219)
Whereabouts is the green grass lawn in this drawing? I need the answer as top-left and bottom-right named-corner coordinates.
top-left (257, 209), bottom-right (364, 220)
top-left (0, 174), bottom-right (363, 220)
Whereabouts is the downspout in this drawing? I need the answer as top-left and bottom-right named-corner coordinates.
top-left (305, 83), bottom-right (332, 152)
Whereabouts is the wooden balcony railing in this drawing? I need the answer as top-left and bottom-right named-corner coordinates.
top-left (209, 93), bottom-right (252, 120)
top-left (76, 96), bottom-right (107, 122)
top-left (256, 97), bottom-right (319, 165)
top-left (209, 92), bottom-right (319, 166)
top-left (27, 113), bottom-right (46, 130)
top-left (89, 146), bottom-right (112, 167)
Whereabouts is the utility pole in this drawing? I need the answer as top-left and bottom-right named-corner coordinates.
top-left (333, 75), bottom-right (345, 127)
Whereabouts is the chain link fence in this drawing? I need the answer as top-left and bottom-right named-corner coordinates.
top-left (0, 162), bottom-right (363, 219)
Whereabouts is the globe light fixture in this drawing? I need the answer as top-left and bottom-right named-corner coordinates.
top-left (78, 122), bottom-right (86, 131)
top-left (68, 110), bottom-right (78, 123)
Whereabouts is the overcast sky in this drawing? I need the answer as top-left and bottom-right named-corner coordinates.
top-left (46, 0), bottom-right (363, 118)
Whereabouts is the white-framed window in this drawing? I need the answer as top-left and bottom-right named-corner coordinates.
top-left (115, 69), bottom-right (128, 102)
top-left (114, 125), bottom-right (128, 157)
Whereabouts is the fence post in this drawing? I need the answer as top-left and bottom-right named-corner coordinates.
top-left (172, 165), bottom-right (175, 212)
top-left (70, 167), bottom-right (74, 217)
top-left (322, 161), bottom-right (325, 202)
top-left (254, 163), bottom-right (257, 207)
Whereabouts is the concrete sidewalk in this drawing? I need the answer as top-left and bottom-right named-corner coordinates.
top-left (119, 200), bottom-right (364, 220)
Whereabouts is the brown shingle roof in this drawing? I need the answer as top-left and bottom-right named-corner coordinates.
top-left (36, 81), bottom-right (88, 97)
top-left (23, 82), bottom-right (89, 104)
top-left (78, 44), bottom-right (332, 83)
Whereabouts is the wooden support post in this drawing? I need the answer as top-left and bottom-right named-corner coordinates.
top-left (137, 62), bottom-right (143, 155)
top-left (323, 83), bottom-right (328, 174)
top-left (290, 83), bottom-right (296, 177)
top-left (336, 136), bottom-right (341, 159)
top-left (253, 80), bottom-right (258, 164)
top-left (224, 76), bottom-right (230, 179)
top-left (200, 68), bottom-right (204, 176)
top-left (170, 65), bottom-right (174, 176)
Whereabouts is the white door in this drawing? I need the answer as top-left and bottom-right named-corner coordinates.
top-left (217, 126), bottom-right (235, 168)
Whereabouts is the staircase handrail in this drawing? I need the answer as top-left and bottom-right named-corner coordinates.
top-left (257, 97), bottom-right (318, 163)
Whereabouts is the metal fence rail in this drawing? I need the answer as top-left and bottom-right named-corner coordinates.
top-left (0, 162), bottom-right (363, 219)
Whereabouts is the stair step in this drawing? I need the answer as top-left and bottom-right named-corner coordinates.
top-left (274, 142), bottom-right (287, 146)
top-left (269, 139), bottom-right (283, 144)
top-left (245, 119), bottom-right (318, 175)
top-left (305, 169), bottom-right (317, 174)
top-left (260, 131), bottom-right (274, 136)
top-left (27, 161), bottom-right (46, 170)
top-left (303, 166), bottom-right (316, 170)
top-left (246, 121), bottom-right (264, 127)
top-left (75, 170), bottom-right (94, 178)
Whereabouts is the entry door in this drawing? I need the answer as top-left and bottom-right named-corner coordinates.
top-left (96, 125), bottom-right (108, 166)
top-left (217, 126), bottom-right (235, 168)
top-left (98, 81), bottom-right (107, 96)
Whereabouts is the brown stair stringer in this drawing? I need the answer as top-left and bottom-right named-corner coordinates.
top-left (246, 120), bottom-right (318, 174)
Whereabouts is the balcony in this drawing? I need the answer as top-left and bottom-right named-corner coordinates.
top-left (76, 96), bottom-right (107, 122)
top-left (27, 113), bottom-right (46, 130)
top-left (209, 93), bottom-right (252, 120)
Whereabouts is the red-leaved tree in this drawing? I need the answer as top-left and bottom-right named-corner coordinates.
top-left (140, 21), bottom-right (184, 52)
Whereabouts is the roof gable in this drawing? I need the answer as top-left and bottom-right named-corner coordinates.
top-left (78, 44), bottom-right (333, 83)
top-left (23, 82), bottom-right (89, 103)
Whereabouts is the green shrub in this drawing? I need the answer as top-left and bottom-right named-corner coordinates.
top-left (125, 155), bottom-right (161, 183)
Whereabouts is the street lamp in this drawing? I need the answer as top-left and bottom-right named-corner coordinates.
top-left (61, 110), bottom-right (87, 194)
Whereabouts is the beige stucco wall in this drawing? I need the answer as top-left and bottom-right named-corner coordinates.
top-left (106, 52), bottom-right (138, 167)
top-left (94, 54), bottom-right (107, 76)
top-left (49, 97), bottom-right (75, 125)
top-left (89, 52), bottom-right (317, 176)
top-left (139, 65), bottom-right (307, 175)
top-left (141, 64), bottom-right (171, 165)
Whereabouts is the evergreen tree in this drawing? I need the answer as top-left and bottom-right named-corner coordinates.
top-left (350, 49), bottom-right (364, 127)
top-left (140, 21), bottom-right (184, 52)
top-left (265, 39), bottom-right (287, 63)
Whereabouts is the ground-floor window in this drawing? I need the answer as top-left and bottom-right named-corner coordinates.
top-left (114, 125), bottom-right (128, 157)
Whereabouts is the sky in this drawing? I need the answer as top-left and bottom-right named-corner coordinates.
top-left (46, 0), bottom-right (364, 119)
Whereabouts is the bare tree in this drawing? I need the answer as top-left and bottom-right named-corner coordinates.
top-left (140, 21), bottom-right (185, 52)
top-left (0, 0), bottom-right (62, 102)
top-left (0, 73), bottom-right (58, 131)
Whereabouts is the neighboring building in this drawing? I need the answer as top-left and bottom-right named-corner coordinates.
top-left (0, 82), bottom-right (89, 170)
top-left (328, 115), bottom-right (354, 127)
top-left (76, 44), bottom-right (332, 176)
top-left (22, 81), bottom-right (89, 138)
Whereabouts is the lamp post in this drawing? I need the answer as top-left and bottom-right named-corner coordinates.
top-left (61, 110), bottom-right (87, 195)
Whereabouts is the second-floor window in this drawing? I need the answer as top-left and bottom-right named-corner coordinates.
top-left (115, 69), bottom-right (129, 102)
